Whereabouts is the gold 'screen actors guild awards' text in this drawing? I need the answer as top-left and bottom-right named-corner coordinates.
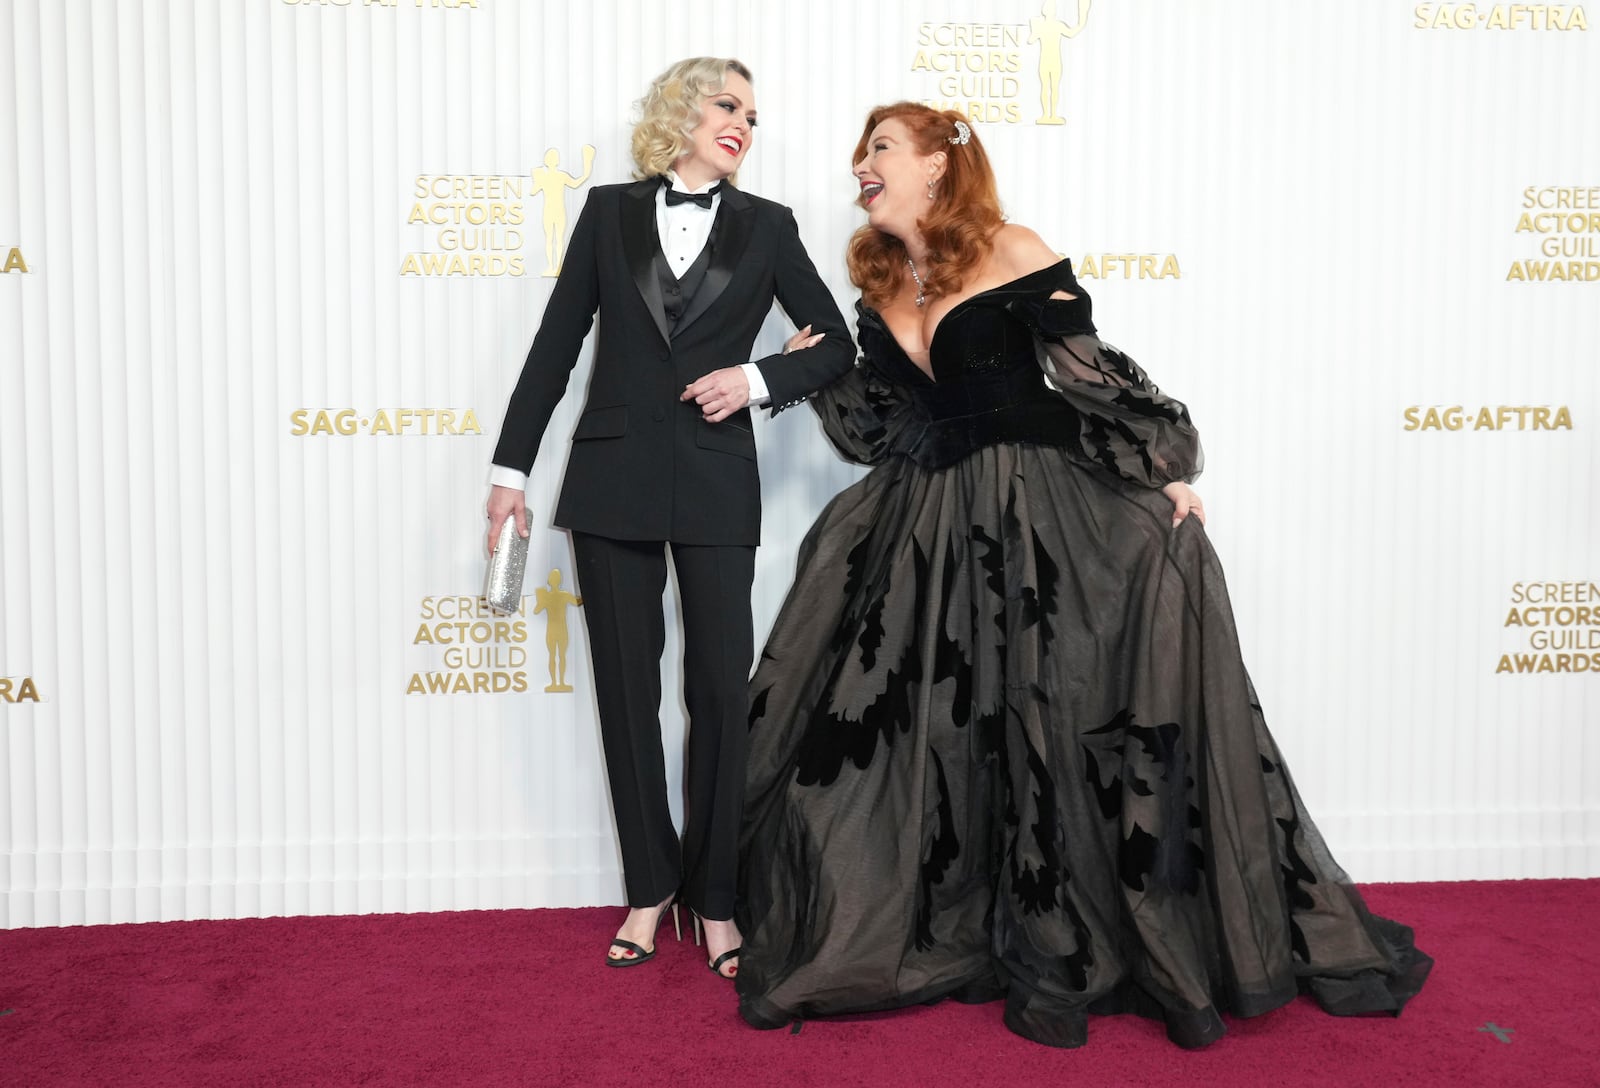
top-left (402, 153), bottom-right (594, 278)
top-left (913, 22), bottom-right (1028, 124)
top-left (403, 176), bottom-right (527, 277)
top-left (409, 596), bottom-right (530, 694)
top-left (1498, 582), bottom-right (1600, 674)
top-left (1510, 187), bottom-right (1600, 282)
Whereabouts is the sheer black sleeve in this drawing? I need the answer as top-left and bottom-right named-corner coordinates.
top-left (808, 359), bottom-right (928, 467)
top-left (1012, 295), bottom-right (1204, 488)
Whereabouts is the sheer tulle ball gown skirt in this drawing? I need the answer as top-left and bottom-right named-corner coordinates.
top-left (736, 443), bottom-right (1431, 1048)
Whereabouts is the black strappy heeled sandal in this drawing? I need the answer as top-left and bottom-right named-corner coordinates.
top-left (689, 912), bottom-right (742, 979)
top-left (707, 946), bottom-right (742, 979)
top-left (605, 937), bottom-right (656, 968)
top-left (605, 896), bottom-right (681, 968)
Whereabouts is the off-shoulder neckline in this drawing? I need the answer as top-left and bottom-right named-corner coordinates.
top-left (857, 258), bottom-right (1077, 377)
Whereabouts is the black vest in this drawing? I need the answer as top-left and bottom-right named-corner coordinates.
top-left (654, 225), bottom-right (716, 335)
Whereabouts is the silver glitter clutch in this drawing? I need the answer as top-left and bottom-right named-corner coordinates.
top-left (484, 517), bottom-right (529, 615)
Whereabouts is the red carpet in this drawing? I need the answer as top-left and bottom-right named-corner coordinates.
top-left (2, 880), bottom-right (1596, 1087)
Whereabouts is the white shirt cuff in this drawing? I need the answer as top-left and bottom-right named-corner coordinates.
top-left (741, 362), bottom-right (770, 407)
top-left (489, 465), bottom-right (529, 491)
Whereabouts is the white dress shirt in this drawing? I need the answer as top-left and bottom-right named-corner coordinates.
top-left (490, 171), bottom-right (770, 492)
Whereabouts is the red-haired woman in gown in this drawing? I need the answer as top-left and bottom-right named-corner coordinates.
top-left (737, 103), bottom-right (1431, 1048)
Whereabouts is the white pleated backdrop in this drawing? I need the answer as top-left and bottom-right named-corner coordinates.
top-left (2, 0), bottom-right (1596, 927)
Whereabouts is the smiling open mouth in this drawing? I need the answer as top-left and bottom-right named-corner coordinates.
top-left (716, 136), bottom-right (743, 155)
top-left (860, 182), bottom-right (884, 203)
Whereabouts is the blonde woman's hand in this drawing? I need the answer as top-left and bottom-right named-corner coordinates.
top-left (486, 484), bottom-right (528, 556)
top-left (682, 366), bottom-right (752, 423)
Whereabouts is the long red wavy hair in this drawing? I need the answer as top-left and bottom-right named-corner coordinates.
top-left (846, 103), bottom-right (1004, 309)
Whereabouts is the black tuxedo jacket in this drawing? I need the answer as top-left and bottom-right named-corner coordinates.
top-left (492, 179), bottom-right (855, 546)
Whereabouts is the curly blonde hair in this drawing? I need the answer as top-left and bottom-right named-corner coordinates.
top-left (631, 58), bottom-right (753, 183)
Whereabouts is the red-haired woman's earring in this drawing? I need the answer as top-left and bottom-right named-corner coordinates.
top-left (927, 179), bottom-right (936, 200)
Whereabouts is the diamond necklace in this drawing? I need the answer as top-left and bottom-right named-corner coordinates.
top-left (905, 257), bottom-right (927, 308)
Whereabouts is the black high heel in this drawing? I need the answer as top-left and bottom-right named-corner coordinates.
top-left (605, 896), bottom-right (683, 968)
top-left (690, 912), bottom-right (742, 980)
top-left (707, 947), bottom-right (743, 979)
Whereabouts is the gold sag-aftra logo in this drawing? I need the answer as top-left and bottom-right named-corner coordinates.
top-left (1402, 405), bottom-right (1574, 431)
top-left (1, 676), bottom-right (42, 703)
top-left (401, 148), bottom-right (594, 278)
top-left (1074, 253), bottom-right (1180, 281)
top-left (1414, 4), bottom-right (1588, 29)
top-left (2, 246), bottom-right (29, 273)
top-left (911, 1), bottom-right (1092, 125)
top-left (289, 408), bottom-right (482, 436)
top-left (1050, 250), bottom-right (1181, 283)
top-left (282, 0), bottom-right (481, 9)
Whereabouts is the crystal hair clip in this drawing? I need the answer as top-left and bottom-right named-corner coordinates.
top-left (949, 119), bottom-right (971, 145)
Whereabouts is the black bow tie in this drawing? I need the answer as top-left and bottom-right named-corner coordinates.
top-left (663, 181), bottom-right (722, 209)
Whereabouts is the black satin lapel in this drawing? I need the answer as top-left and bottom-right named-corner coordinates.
top-left (622, 181), bottom-right (670, 344)
top-left (674, 189), bottom-right (754, 336)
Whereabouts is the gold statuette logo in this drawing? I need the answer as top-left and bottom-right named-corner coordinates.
top-left (533, 569), bottom-right (583, 692)
top-left (533, 147), bottom-right (596, 276)
top-left (1030, 0), bottom-right (1091, 125)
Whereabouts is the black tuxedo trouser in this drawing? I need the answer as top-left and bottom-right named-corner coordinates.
top-left (571, 531), bottom-right (755, 921)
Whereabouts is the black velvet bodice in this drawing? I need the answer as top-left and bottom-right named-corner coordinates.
top-left (827, 259), bottom-right (1200, 487)
top-left (855, 263), bottom-right (1097, 470)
